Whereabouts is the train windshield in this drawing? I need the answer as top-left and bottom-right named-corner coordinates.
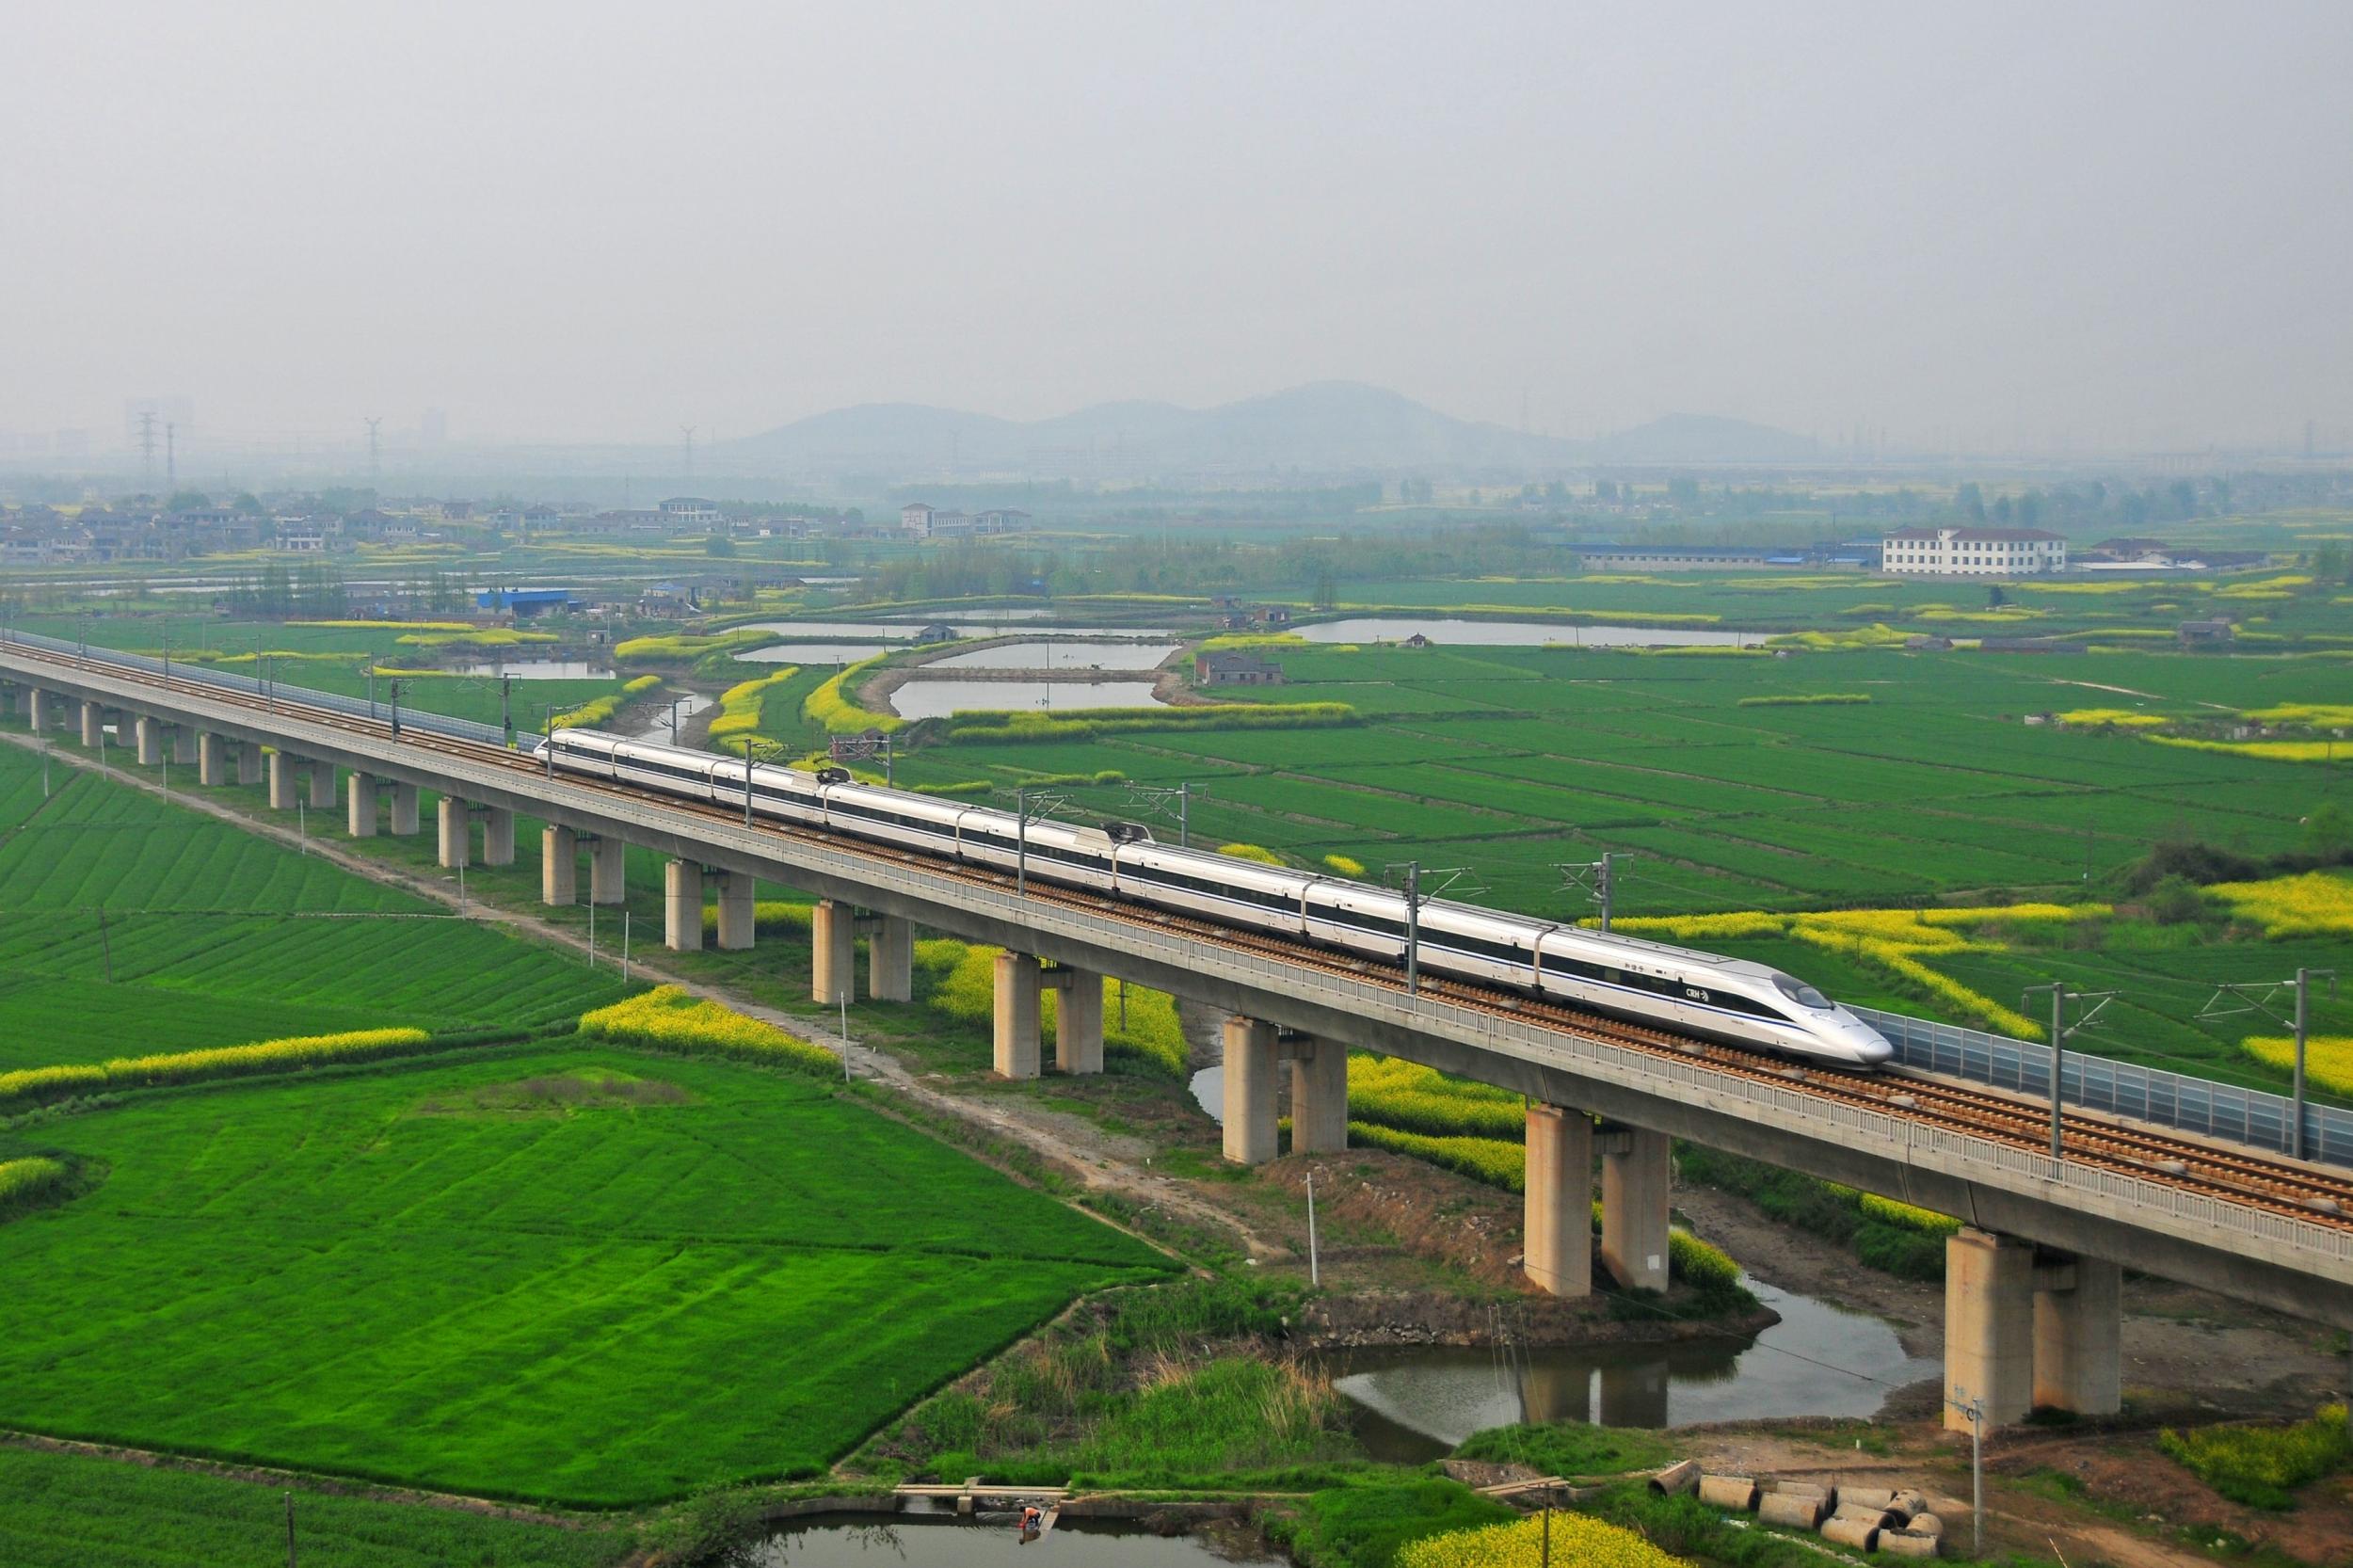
top-left (1770, 973), bottom-right (1833, 1011)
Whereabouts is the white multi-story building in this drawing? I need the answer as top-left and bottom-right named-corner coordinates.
top-left (1881, 526), bottom-right (2066, 576)
top-left (659, 496), bottom-right (722, 528)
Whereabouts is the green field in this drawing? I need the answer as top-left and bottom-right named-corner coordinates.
top-left (0, 1444), bottom-right (635, 1568)
top-left (0, 1046), bottom-right (1170, 1506)
top-left (0, 739), bottom-right (629, 1068)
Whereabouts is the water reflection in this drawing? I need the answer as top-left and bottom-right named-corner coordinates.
top-left (1329, 1275), bottom-right (1933, 1461)
top-left (888, 680), bottom-right (1164, 721)
top-left (744, 1512), bottom-right (1284, 1566)
top-left (1297, 617), bottom-right (1748, 648)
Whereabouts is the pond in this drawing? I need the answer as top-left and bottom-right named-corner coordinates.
top-left (888, 680), bottom-right (1166, 721)
top-left (1328, 1273), bottom-right (1932, 1462)
top-left (744, 1510), bottom-right (1282, 1566)
top-left (736, 643), bottom-right (894, 665)
top-left (1297, 617), bottom-right (1751, 648)
top-left (454, 660), bottom-right (616, 679)
top-left (930, 641), bottom-right (1179, 672)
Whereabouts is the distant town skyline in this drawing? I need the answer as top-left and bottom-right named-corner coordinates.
top-left (4, 3), bottom-right (2348, 456)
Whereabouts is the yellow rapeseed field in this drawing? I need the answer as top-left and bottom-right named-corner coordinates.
top-left (0, 1028), bottom-right (433, 1107)
top-left (2207, 872), bottom-right (2353, 938)
top-left (1397, 1511), bottom-right (1691, 1568)
top-left (2244, 1036), bottom-right (2353, 1096)
top-left (578, 986), bottom-right (839, 1074)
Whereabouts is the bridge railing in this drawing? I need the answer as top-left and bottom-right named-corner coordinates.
top-left (0, 627), bottom-right (530, 752)
top-left (1855, 1005), bottom-right (2352, 1171)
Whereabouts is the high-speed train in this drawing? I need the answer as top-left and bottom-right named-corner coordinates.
top-left (546, 728), bottom-right (1894, 1068)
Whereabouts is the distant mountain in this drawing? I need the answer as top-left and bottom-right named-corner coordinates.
top-left (715, 381), bottom-right (1581, 479)
top-left (1594, 413), bottom-right (1818, 465)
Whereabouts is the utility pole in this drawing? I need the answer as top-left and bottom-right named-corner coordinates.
top-left (2202, 968), bottom-right (2338, 1161)
top-left (1945, 1388), bottom-right (1985, 1558)
top-left (389, 679), bottom-right (403, 741)
top-left (2020, 982), bottom-right (2118, 1159)
top-left (1016, 786), bottom-right (1029, 896)
top-left (500, 672), bottom-right (516, 747)
top-left (1401, 861), bottom-right (1421, 992)
top-left (1559, 851), bottom-right (1631, 932)
top-left (1305, 1170), bottom-right (1321, 1287)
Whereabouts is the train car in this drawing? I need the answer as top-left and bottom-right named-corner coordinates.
top-left (541, 728), bottom-right (1891, 1069)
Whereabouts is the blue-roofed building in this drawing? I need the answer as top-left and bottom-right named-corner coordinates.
top-left (476, 587), bottom-right (580, 616)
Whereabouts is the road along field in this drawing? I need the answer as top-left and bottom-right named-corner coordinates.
top-left (0, 1045), bottom-right (1173, 1507)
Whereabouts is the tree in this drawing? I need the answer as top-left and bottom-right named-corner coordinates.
top-left (704, 534), bottom-right (736, 557)
top-left (1987, 584), bottom-right (2009, 609)
top-left (2145, 874), bottom-right (2211, 925)
top-left (231, 492), bottom-right (265, 516)
top-left (1955, 483), bottom-right (1985, 521)
top-left (165, 489), bottom-right (211, 512)
top-left (2304, 803), bottom-right (2353, 860)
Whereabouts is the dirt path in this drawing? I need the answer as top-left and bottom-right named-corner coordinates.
top-left (2, 731), bottom-right (1288, 1261)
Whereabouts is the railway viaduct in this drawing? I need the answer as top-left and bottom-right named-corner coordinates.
top-left (6, 640), bottom-right (2350, 1436)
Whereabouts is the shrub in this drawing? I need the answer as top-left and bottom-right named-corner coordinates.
top-left (2159, 1405), bottom-right (2351, 1510)
top-left (1264, 1479), bottom-right (1516, 1568)
top-left (1324, 854), bottom-right (1367, 877)
top-left (0, 1028), bottom-right (436, 1108)
top-left (579, 985), bottom-right (839, 1075)
top-left (0, 1157), bottom-right (75, 1220)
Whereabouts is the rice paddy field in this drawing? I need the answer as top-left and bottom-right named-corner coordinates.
top-left (0, 1046), bottom-right (1170, 1507)
top-left (0, 737), bottom-right (628, 1067)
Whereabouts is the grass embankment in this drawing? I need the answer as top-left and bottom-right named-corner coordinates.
top-left (0, 1045), bottom-right (1173, 1507)
top-left (1678, 1145), bottom-right (1958, 1280)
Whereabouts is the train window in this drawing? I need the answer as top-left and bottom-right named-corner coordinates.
top-left (1770, 973), bottom-right (1833, 1011)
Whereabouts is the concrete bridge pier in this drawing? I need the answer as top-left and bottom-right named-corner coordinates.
top-left (24, 687), bottom-right (47, 730)
top-left (869, 914), bottom-right (913, 1000)
top-left (541, 825), bottom-right (577, 904)
top-left (586, 835), bottom-right (624, 904)
top-left (2035, 1252), bottom-right (2123, 1416)
top-left (1288, 1037), bottom-right (1349, 1154)
top-left (812, 900), bottom-right (856, 1002)
top-left (79, 700), bottom-right (103, 748)
top-left (1525, 1103), bottom-right (1594, 1297)
top-left (1221, 1016), bottom-right (1279, 1164)
top-left (135, 715), bottom-right (166, 766)
top-left (438, 796), bottom-right (470, 868)
top-left (198, 731), bottom-right (227, 786)
top-left (1599, 1125), bottom-right (1673, 1292)
top-left (993, 952), bottom-right (1043, 1079)
top-left (714, 872), bottom-right (756, 950)
top-left (172, 724), bottom-right (196, 765)
top-left (347, 773), bottom-right (377, 836)
top-left (268, 750), bottom-right (300, 810)
top-left (307, 760), bottom-right (338, 809)
top-left (234, 742), bottom-right (262, 787)
top-left (481, 806), bottom-right (516, 867)
top-left (1044, 966), bottom-right (1103, 1075)
top-left (1945, 1227), bottom-right (2037, 1429)
top-left (388, 781), bottom-right (420, 836)
top-left (664, 859), bottom-right (705, 952)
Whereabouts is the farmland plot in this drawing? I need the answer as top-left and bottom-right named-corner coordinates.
top-left (0, 1047), bottom-right (1171, 1507)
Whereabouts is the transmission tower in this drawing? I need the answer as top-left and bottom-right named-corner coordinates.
top-left (364, 417), bottom-right (382, 486)
top-left (165, 423), bottom-right (176, 490)
top-left (136, 410), bottom-right (158, 490)
top-left (680, 425), bottom-right (696, 482)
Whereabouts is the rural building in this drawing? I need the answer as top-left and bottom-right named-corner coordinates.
top-left (973, 508), bottom-right (1031, 533)
top-left (911, 622), bottom-right (959, 646)
top-left (1194, 650), bottom-right (1285, 686)
top-left (1576, 545), bottom-right (1782, 571)
top-left (660, 497), bottom-right (722, 528)
top-left (1401, 632), bottom-right (1433, 648)
top-left (477, 587), bottom-right (581, 617)
top-left (2178, 617), bottom-right (2236, 647)
top-left (1880, 526), bottom-right (2067, 576)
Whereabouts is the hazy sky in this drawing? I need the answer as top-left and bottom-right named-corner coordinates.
top-left (5, 1), bottom-right (2349, 453)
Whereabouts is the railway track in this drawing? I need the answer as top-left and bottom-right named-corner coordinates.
top-left (18, 645), bottom-right (2353, 1234)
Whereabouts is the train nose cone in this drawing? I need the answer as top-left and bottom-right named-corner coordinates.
top-left (1850, 1025), bottom-right (1895, 1066)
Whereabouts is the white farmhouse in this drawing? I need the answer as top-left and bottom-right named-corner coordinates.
top-left (1881, 525), bottom-right (2066, 576)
